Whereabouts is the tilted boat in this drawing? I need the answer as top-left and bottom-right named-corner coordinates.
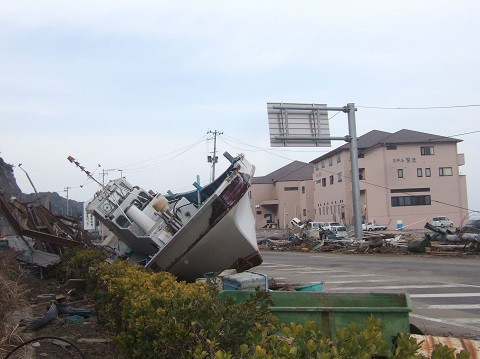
top-left (84, 152), bottom-right (262, 281)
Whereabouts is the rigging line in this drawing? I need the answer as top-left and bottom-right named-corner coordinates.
top-left (222, 136), bottom-right (296, 162)
top-left (117, 134), bottom-right (208, 169)
top-left (122, 140), bottom-right (206, 173)
top-left (357, 104), bottom-right (480, 110)
top-left (124, 148), bottom-right (205, 175)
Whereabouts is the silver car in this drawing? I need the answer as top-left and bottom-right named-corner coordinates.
top-left (431, 217), bottom-right (453, 228)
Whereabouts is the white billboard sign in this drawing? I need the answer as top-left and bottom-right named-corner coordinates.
top-left (267, 102), bottom-right (331, 147)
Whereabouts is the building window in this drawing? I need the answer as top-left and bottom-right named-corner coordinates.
top-left (303, 209), bottom-right (307, 216)
top-left (314, 162), bottom-right (319, 170)
top-left (337, 153), bottom-right (341, 163)
top-left (386, 145), bottom-right (397, 150)
top-left (338, 172), bottom-right (343, 183)
top-left (425, 168), bottom-right (431, 177)
top-left (256, 210), bottom-right (262, 215)
top-left (359, 168), bottom-right (365, 180)
top-left (321, 160), bottom-right (325, 168)
top-left (421, 146), bottom-right (434, 156)
top-left (439, 167), bottom-right (453, 176)
top-left (391, 187), bottom-right (430, 193)
top-left (284, 186), bottom-right (299, 191)
top-left (328, 157), bottom-right (333, 166)
top-left (248, 191), bottom-right (251, 199)
top-left (322, 178), bottom-right (326, 187)
top-left (358, 153), bottom-right (365, 158)
top-left (391, 195), bottom-right (431, 207)
top-left (398, 169), bottom-right (404, 178)
top-left (417, 168), bottom-right (423, 177)
top-left (329, 175), bottom-right (334, 185)
top-left (302, 186), bottom-right (305, 194)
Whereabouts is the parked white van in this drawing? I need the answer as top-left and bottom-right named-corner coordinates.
top-left (307, 222), bottom-right (329, 239)
top-left (323, 222), bottom-right (341, 231)
top-left (431, 217), bottom-right (453, 228)
top-left (331, 225), bottom-right (348, 238)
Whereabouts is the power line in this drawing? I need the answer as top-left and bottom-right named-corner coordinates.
top-left (117, 135), bottom-right (208, 169)
top-left (357, 104), bottom-right (480, 110)
top-left (225, 134), bottom-right (480, 214)
top-left (449, 130), bottom-right (480, 138)
top-left (122, 139), bottom-right (207, 174)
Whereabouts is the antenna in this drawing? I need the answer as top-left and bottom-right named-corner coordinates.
top-left (67, 156), bottom-right (104, 188)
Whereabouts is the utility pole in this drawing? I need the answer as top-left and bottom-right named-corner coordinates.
top-left (64, 187), bottom-right (71, 216)
top-left (17, 164), bottom-right (38, 195)
top-left (207, 130), bottom-right (223, 182)
top-left (101, 168), bottom-right (115, 186)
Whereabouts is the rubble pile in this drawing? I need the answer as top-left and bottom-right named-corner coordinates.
top-left (257, 224), bottom-right (480, 257)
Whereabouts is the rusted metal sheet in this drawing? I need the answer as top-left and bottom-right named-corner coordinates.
top-left (0, 191), bottom-right (91, 250)
top-left (411, 334), bottom-right (480, 358)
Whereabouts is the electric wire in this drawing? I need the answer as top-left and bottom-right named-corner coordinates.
top-left (357, 104), bottom-right (480, 110)
top-left (122, 140), bottom-right (207, 174)
top-left (117, 134), bottom-right (208, 169)
top-left (226, 134), bottom-right (480, 214)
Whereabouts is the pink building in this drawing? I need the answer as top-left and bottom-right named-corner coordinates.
top-left (311, 129), bottom-right (468, 229)
top-left (249, 161), bottom-right (314, 229)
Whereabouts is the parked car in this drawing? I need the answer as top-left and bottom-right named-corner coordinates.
top-left (362, 220), bottom-right (387, 231)
top-left (331, 225), bottom-right (348, 238)
top-left (431, 217), bottom-right (453, 228)
top-left (322, 222), bottom-right (341, 231)
top-left (307, 222), bottom-right (329, 239)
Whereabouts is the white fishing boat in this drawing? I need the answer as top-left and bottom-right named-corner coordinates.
top-left (85, 152), bottom-right (262, 281)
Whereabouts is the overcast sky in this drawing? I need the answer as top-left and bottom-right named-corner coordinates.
top-left (1, 1), bottom-right (479, 215)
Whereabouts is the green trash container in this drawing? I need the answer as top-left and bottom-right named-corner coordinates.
top-left (219, 291), bottom-right (411, 348)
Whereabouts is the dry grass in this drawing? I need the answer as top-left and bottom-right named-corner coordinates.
top-left (0, 250), bottom-right (30, 356)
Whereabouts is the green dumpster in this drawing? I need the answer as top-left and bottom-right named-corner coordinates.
top-left (219, 291), bottom-right (411, 348)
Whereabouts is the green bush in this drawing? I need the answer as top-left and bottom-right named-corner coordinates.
top-left (58, 247), bottom-right (105, 281)
top-left (93, 260), bottom-right (276, 358)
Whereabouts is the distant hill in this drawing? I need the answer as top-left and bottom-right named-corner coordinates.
top-left (0, 157), bottom-right (83, 234)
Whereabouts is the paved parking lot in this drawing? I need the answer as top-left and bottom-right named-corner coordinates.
top-left (256, 250), bottom-right (480, 339)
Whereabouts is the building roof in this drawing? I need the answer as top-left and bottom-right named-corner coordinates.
top-left (310, 129), bottom-right (461, 163)
top-left (253, 161), bottom-right (314, 184)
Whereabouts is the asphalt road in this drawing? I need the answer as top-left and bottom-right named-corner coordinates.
top-left (255, 250), bottom-right (480, 339)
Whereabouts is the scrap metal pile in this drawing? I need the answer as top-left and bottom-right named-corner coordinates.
top-left (257, 220), bottom-right (480, 256)
top-left (0, 191), bottom-right (91, 265)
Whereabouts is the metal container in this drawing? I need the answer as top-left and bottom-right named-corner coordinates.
top-left (295, 282), bottom-right (324, 293)
top-left (222, 272), bottom-right (267, 291)
top-left (219, 291), bottom-right (411, 349)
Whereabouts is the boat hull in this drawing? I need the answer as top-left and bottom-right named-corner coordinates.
top-left (147, 186), bottom-right (262, 282)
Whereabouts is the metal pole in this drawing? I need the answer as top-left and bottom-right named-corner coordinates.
top-left (347, 103), bottom-right (363, 240)
top-left (17, 164), bottom-right (38, 195)
top-left (207, 130), bottom-right (223, 182)
top-left (64, 187), bottom-right (71, 216)
top-left (212, 131), bottom-right (218, 181)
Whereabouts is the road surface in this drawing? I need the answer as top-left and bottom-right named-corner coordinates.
top-left (256, 250), bottom-right (480, 339)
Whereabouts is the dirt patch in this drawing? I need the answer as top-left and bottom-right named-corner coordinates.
top-left (0, 249), bottom-right (120, 359)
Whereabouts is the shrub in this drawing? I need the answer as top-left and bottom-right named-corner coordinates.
top-left (58, 247), bottom-right (105, 281)
top-left (93, 260), bottom-right (277, 358)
